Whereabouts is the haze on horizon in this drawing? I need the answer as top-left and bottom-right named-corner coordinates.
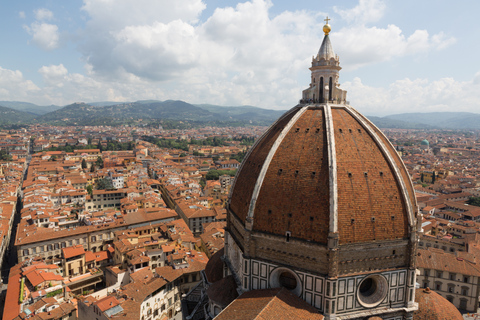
top-left (0, 0), bottom-right (479, 117)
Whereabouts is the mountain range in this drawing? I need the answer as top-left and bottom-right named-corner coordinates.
top-left (1, 100), bottom-right (480, 130)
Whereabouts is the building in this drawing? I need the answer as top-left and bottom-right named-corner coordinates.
top-left (198, 19), bottom-right (424, 320)
top-left (416, 248), bottom-right (480, 312)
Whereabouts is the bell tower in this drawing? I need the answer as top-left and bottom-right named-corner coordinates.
top-left (302, 17), bottom-right (347, 104)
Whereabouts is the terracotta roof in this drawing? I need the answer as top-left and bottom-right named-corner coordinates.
top-left (414, 288), bottom-right (463, 320)
top-left (62, 245), bottom-right (85, 259)
top-left (206, 274), bottom-right (238, 307)
top-left (215, 287), bottom-right (324, 320)
top-left (229, 106), bottom-right (415, 245)
top-left (417, 248), bottom-right (480, 277)
top-left (204, 248), bottom-right (224, 283)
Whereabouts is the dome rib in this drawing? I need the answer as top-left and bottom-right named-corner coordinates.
top-left (247, 105), bottom-right (310, 221)
top-left (346, 106), bottom-right (415, 227)
top-left (324, 104), bottom-right (338, 233)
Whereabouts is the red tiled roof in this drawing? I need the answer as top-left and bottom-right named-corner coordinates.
top-left (215, 287), bottom-right (324, 320)
top-left (62, 245), bottom-right (85, 259)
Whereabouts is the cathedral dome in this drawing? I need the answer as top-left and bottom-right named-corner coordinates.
top-left (228, 104), bottom-right (417, 247)
top-left (414, 288), bottom-right (463, 320)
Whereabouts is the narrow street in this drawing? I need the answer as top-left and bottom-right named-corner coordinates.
top-left (0, 152), bottom-right (30, 315)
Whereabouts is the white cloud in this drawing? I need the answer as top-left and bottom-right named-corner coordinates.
top-left (0, 67), bottom-right (40, 101)
top-left (334, 0), bottom-right (386, 24)
top-left (19, 11), bottom-right (26, 19)
top-left (334, 25), bottom-right (456, 70)
top-left (9, 0), bottom-right (462, 112)
top-left (24, 22), bottom-right (60, 50)
top-left (343, 75), bottom-right (480, 116)
top-left (34, 8), bottom-right (54, 21)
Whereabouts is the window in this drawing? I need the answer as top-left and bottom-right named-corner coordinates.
top-left (462, 288), bottom-right (469, 296)
top-left (450, 273), bottom-right (456, 281)
top-left (436, 283), bottom-right (441, 291)
top-left (54, 243), bottom-right (59, 250)
top-left (23, 249), bottom-right (29, 256)
top-left (168, 298), bottom-right (172, 306)
top-left (437, 271), bottom-right (442, 278)
top-left (61, 242), bottom-right (66, 248)
top-left (91, 236), bottom-right (96, 242)
top-left (424, 269), bottom-right (429, 276)
top-left (464, 276), bottom-right (469, 283)
top-left (448, 285), bottom-right (454, 293)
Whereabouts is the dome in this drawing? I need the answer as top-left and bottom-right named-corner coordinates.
top-left (414, 288), bottom-right (463, 320)
top-left (229, 104), bottom-right (417, 247)
top-left (420, 139), bottom-right (429, 146)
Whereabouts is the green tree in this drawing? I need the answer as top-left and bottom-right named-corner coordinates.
top-left (95, 178), bottom-right (113, 190)
top-left (0, 150), bottom-right (12, 161)
top-left (86, 184), bottom-right (93, 196)
top-left (90, 164), bottom-right (96, 172)
top-left (206, 170), bottom-right (220, 180)
top-left (467, 197), bottom-right (480, 207)
top-left (95, 156), bottom-right (104, 168)
top-left (179, 153), bottom-right (186, 157)
top-left (81, 159), bottom-right (87, 170)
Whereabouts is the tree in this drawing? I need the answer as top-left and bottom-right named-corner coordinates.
top-left (81, 159), bottom-right (87, 170)
top-left (95, 178), bottom-right (113, 190)
top-left (179, 153), bottom-right (186, 157)
top-left (86, 184), bottom-right (93, 196)
top-left (95, 156), bottom-right (104, 168)
top-left (90, 164), bottom-right (96, 172)
top-left (0, 150), bottom-right (12, 161)
top-left (50, 155), bottom-right (57, 161)
top-left (467, 197), bottom-right (480, 207)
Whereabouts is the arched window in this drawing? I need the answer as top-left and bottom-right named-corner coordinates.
top-left (319, 77), bottom-right (324, 103)
top-left (329, 77), bottom-right (333, 101)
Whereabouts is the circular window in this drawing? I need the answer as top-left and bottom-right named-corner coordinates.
top-left (356, 275), bottom-right (388, 308)
top-left (279, 271), bottom-right (297, 290)
top-left (269, 267), bottom-right (302, 296)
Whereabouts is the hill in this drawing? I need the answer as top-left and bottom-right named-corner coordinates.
top-left (0, 105), bottom-right (36, 125)
top-left (35, 100), bottom-right (285, 126)
top-left (196, 104), bottom-right (286, 122)
top-left (0, 101), bottom-right (62, 115)
top-left (383, 112), bottom-right (480, 130)
top-left (36, 100), bottom-right (217, 125)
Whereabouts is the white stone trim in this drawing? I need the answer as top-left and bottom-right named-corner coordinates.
top-left (247, 106), bottom-right (310, 218)
top-left (324, 104), bottom-right (338, 233)
top-left (227, 105), bottom-right (303, 206)
top-left (344, 106), bottom-right (415, 227)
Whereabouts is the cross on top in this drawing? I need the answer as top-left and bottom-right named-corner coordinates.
top-left (324, 16), bottom-right (330, 24)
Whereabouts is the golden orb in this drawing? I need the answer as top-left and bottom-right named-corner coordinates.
top-left (323, 23), bottom-right (331, 35)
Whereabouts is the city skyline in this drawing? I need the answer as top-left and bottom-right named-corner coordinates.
top-left (0, 0), bottom-right (479, 116)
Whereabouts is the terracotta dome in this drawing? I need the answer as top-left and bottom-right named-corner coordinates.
top-left (229, 104), bottom-right (417, 245)
top-left (205, 248), bottom-right (224, 283)
top-left (414, 288), bottom-right (463, 320)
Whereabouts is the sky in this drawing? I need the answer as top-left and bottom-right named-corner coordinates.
top-left (0, 0), bottom-right (479, 116)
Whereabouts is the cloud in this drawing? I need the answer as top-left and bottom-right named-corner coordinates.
top-left (333, 25), bottom-right (456, 70)
top-left (19, 11), bottom-right (26, 19)
top-left (24, 22), bottom-right (60, 50)
top-left (343, 75), bottom-right (480, 116)
top-left (334, 0), bottom-right (386, 24)
top-left (34, 8), bottom-right (54, 21)
top-left (0, 67), bottom-right (40, 100)
top-left (9, 0), bottom-right (461, 112)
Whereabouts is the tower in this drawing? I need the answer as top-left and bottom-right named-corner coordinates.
top-left (209, 19), bottom-right (421, 320)
top-left (302, 17), bottom-right (347, 104)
